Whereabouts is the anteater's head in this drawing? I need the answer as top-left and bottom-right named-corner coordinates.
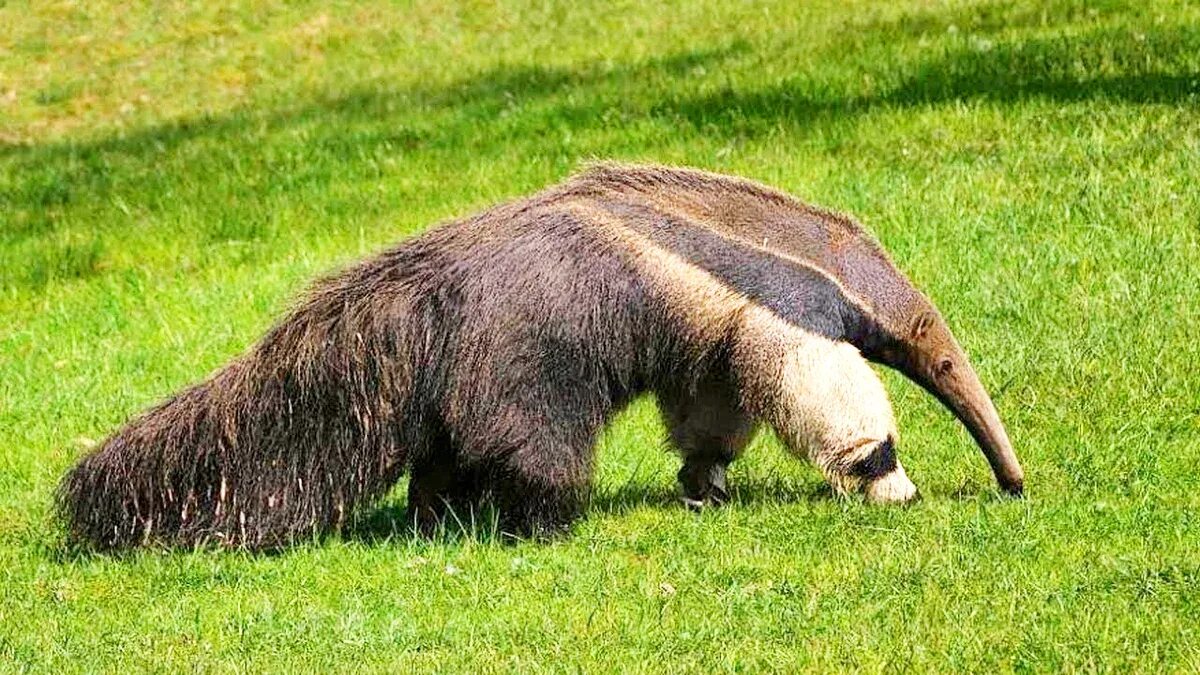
top-left (863, 306), bottom-right (1024, 496)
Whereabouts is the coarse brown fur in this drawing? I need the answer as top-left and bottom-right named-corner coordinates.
top-left (59, 163), bottom-right (1022, 551)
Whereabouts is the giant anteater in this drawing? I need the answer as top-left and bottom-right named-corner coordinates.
top-left (60, 163), bottom-right (1024, 550)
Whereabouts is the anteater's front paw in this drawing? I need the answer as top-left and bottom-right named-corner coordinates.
top-left (864, 464), bottom-right (920, 505)
top-left (678, 461), bottom-right (730, 511)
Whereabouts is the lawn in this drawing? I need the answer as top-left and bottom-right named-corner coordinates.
top-left (2, 0), bottom-right (1199, 670)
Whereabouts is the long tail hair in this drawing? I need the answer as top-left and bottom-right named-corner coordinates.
top-left (57, 251), bottom-right (442, 550)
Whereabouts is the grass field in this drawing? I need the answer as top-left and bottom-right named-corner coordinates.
top-left (2, 0), bottom-right (1199, 670)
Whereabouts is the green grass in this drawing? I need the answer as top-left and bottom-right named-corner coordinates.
top-left (2, 0), bottom-right (1199, 670)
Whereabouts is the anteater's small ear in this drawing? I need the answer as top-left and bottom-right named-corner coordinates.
top-left (910, 311), bottom-right (937, 340)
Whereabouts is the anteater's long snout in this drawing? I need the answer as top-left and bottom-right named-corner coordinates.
top-left (933, 356), bottom-right (1024, 495)
top-left (894, 322), bottom-right (1024, 496)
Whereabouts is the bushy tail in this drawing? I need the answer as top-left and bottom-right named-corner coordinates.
top-left (58, 269), bottom-right (430, 550)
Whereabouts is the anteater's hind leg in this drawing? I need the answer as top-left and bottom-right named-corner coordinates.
top-left (452, 405), bottom-right (598, 540)
top-left (406, 451), bottom-right (455, 536)
top-left (404, 419), bottom-right (488, 536)
top-left (731, 307), bottom-right (919, 504)
top-left (659, 376), bottom-right (756, 509)
top-left (467, 430), bottom-right (594, 540)
top-left (406, 453), bottom-right (488, 536)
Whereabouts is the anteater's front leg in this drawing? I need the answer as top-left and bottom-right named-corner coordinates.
top-left (731, 307), bottom-right (920, 504)
top-left (660, 376), bottom-right (756, 510)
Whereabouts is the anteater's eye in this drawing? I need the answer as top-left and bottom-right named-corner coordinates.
top-left (937, 358), bottom-right (954, 376)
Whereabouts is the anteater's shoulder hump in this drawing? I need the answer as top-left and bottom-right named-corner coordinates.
top-left (562, 163), bottom-right (860, 229)
top-left (556, 162), bottom-right (793, 207)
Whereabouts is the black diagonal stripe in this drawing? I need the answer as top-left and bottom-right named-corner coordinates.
top-left (593, 198), bottom-right (878, 346)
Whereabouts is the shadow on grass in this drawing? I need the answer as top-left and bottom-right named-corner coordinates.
top-left (663, 26), bottom-right (1199, 130)
top-left (44, 473), bottom-right (1006, 560)
top-left (340, 468), bottom-right (1019, 546)
top-left (4, 15), bottom-right (1197, 292)
top-left (589, 473), bottom-right (837, 514)
top-left (342, 502), bottom-right (504, 546)
top-left (9, 23), bottom-right (1195, 164)
top-left (3, 18), bottom-right (1196, 250)
top-left (341, 473), bottom-right (836, 546)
